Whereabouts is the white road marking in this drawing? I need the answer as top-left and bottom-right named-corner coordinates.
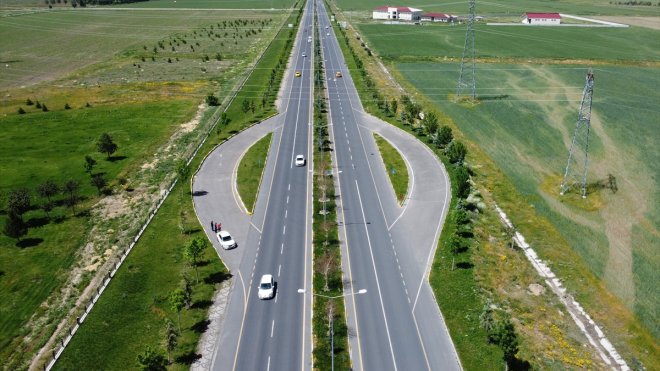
top-left (283, 225), bottom-right (286, 235)
top-left (285, 209), bottom-right (288, 219)
top-left (278, 264), bottom-right (282, 277)
top-left (287, 195), bottom-right (289, 204)
top-left (266, 356), bottom-right (271, 371)
top-left (281, 243), bottom-right (284, 254)
top-left (288, 183), bottom-right (291, 191)
top-left (271, 320), bottom-right (275, 337)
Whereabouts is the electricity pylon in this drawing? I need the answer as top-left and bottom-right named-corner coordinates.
top-left (456, 0), bottom-right (476, 101)
top-left (560, 69), bottom-right (595, 198)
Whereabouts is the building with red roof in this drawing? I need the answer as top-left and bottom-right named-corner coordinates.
top-left (522, 12), bottom-right (561, 25)
top-left (373, 6), bottom-right (423, 21)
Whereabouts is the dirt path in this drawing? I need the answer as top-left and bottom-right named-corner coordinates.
top-left (593, 16), bottom-right (660, 30)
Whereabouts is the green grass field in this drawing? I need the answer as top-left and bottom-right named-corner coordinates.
top-left (116, 0), bottom-right (296, 9)
top-left (0, 100), bottom-right (197, 362)
top-left (397, 63), bottom-right (659, 339)
top-left (333, 0), bottom-right (660, 16)
top-left (357, 23), bottom-right (660, 62)
top-left (53, 181), bottom-right (228, 371)
top-left (0, 3), bottom-right (288, 367)
top-left (373, 133), bottom-right (408, 204)
top-left (237, 133), bottom-right (272, 213)
top-left (0, 8), bottom-right (282, 89)
top-left (52, 3), bottom-right (300, 368)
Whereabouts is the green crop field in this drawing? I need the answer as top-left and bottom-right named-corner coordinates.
top-left (333, 0), bottom-right (660, 16)
top-left (357, 23), bottom-right (660, 62)
top-left (397, 62), bottom-right (659, 338)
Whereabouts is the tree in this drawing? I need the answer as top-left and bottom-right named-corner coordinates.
top-left (490, 318), bottom-right (519, 362)
top-left (169, 289), bottom-right (186, 330)
top-left (422, 111), bottom-right (439, 136)
top-left (41, 104), bottom-right (48, 112)
top-left (7, 188), bottom-right (31, 220)
top-left (184, 237), bottom-right (207, 282)
top-left (136, 346), bottom-right (167, 371)
top-left (84, 155), bottom-right (97, 174)
top-left (3, 213), bottom-right (27, 242)
top-left (479, 303), bottom-right (495, 334)
top-left (206, 94), bottom-right (219, 106)
top-left (97, 133), bottom-right (118, 159)
top-left (454, 165), bottom-right (471, 199)
top-left (62, 180), bottom-right (80, 212)
top-left (42, 201), bottom-right (54, 219)
top-left (447, 141), bottom-right (467, 164)
top-left (181, 273), bottom-right (193, 309)
top-left (164, 319), bottom-right (178, 364)
top-left (316, 250), bottom-right (336, 292)
top-left (18, 107), bottom-right (26, 114)
top-left (241, 99), bottom-right (251, 113)
top-left (64, 103), bottom-right (71, 110)
top-left (37, 180), bottom-right (59, 203)
top-left (26, 98), bottom-right (33, 106)
top-left (436, 126), bottom-right (453, 148)
top-left (90, 174), bottom-right (106, 195)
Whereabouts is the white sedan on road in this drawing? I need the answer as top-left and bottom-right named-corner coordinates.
top-left (216, 230), bottom-right (237, 250)
top-left (258, 274), bottom-right (275, 300)
top-left (295, 154), bottom-right (305, 167)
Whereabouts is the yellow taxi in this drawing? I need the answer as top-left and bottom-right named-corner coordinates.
top-left (295, 71), bottom-right (302, 77)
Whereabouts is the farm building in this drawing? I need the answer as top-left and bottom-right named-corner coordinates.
top-left (373, 6), bottom-right (423, 21)
top-left (521, 12), bottom-right (561, 25)
top-left (420, 12), bottom-right (455, 22)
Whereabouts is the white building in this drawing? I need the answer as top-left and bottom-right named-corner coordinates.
top-left (420, 12), bottom-right (455, 23)
top-left (373, 6), bottom-right (423, 21)
top-left (521, 12), bottom-right (561, 25)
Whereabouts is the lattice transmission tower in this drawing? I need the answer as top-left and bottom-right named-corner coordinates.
top-left (560, 69), bottom-right (595, 198)
top-left (456, 0), bottom-right (476, 101)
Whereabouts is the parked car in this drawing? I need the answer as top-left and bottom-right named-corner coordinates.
top-left (258, 274), bottom-right (275, 299)
top-left (216, 230), bottom-right (237, 250)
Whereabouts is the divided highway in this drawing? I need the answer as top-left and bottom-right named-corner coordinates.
top-left (316, 1), bottom-right (461, 369)
top-left (194, 0), bottom-right (460, 369)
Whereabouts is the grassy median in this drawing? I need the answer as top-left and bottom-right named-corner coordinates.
top-left (373, 133), bottom-right (408, 205)
top-left (237, 133), bottom-right (273, 213)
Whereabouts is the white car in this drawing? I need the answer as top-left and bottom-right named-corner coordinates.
top-left (295, 154), bottom-right (305, 167)
top-left (302, 52), bottom-right (307, 57)
top-left (258, 274), bottom-right (275, 299)
top-left (216, 230), bottom-right (237, 250)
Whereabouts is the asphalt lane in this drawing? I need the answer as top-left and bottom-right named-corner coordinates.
top-left (317, 1), bottom-right (461, 370)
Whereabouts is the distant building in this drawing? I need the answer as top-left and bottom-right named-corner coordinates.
top-left (420, 12), bottom-right (455, 22)
top-left (373, 6), bottom-right (423, 21)
top-left (522, 12), bottom-right (561, 25)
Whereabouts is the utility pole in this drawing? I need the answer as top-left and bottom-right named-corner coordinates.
top-left (456, 0), bottom-right (476, 101)
top-left (560, 69), bottom-right (595, 198)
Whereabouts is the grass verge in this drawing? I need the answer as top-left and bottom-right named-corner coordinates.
top-left (372, 132), bottom-right (408, 204)
top-left (237, 133), bottom-right (273, 213)
top-left (52, 3), bottom-right (303, 369)
top-left (311, 10), bottom-right (350, 370)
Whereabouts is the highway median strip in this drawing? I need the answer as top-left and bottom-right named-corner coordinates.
top-left (237, 133), bottom-right (273, 214)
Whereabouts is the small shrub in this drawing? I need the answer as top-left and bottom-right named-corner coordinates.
top-left (17, 107), bottom-right (26, 114)
top-left (64, 103), bottom-right (71, 110)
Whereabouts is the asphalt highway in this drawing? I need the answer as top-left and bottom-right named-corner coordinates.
top-left (195, 1), bottom-right (316, 369)
top-left (316, 1), bottom-right (462, 370)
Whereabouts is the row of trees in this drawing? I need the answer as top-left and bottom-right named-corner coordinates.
top-left (2, 133), bottom-right (119, 243)
top-left (136, 237), bottom-right (208, 370)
